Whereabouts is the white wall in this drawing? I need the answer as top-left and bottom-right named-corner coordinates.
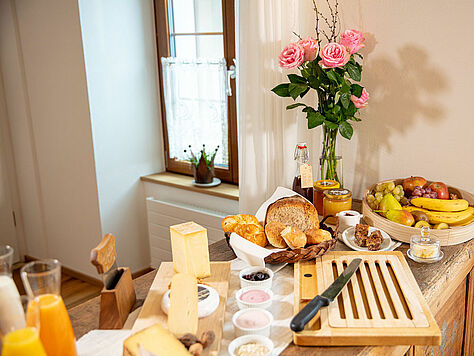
top-left (0, 0), bottom-right (103, 276)
top-left (333, 1), bottom-right (474, 197)
top-left (78, 0), bottom-right (164, 272)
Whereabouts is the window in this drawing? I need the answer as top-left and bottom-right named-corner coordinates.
top-left (154, 0), bottom-right (238, 184)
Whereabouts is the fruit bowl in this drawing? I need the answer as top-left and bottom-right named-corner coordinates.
top-left (362, 179), bottom-right (474, 246)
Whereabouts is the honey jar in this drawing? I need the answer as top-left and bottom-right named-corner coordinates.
top-left (323, 188), bottom-right (352, 224)
top-left (313, 180), bottom-right (340, 215)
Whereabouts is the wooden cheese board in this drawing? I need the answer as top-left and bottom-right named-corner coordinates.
top-left (293, 251), bottom-right (441, 346)
top-left (362, 179), bottom-right (474, 246)
top-left (132, 261), bottom-right (231, 356)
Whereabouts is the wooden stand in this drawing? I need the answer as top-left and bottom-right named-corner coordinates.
top-left (99, 267), bottom-right (136, 329)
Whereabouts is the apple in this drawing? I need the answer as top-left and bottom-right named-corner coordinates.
top-left (402, 176), bottom-right (427, 195)
top-left (428, 182), bottom-right (449, 200)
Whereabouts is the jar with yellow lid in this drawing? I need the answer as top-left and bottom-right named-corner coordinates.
top-left (313, 180), bottom-right (340, 216)
top-left (323, 188), bottom-right (352, 224)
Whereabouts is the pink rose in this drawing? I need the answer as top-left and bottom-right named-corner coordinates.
top-left (297, 36), bottom-right (319, 62)
top-left (351, 88), bottom-right (369, 109)
top-left (279, 43), bottom-right (305, 69)
top-left (319, 43), bottom-right (350, 69)
top-left (339, 29), bottom-right (365, 54)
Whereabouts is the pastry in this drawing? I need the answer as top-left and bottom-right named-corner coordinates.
top-left (354, 224), bottom-right (369, 247)
top-left (367, 230), bottom-right (383, 251)
top-left (264, 221), bottom-right (288, 248)
top-left (305, 228), bottom-right (332, 245)
top-left (280, 226), bottom-right (307, 249)
top-left (222, 215), bottom-right (243, 233)
top-left (222, 214), bottom-right (267, 247)
top-left (265, 196), bottom-right (319, 232)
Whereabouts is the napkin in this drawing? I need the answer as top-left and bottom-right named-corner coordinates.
top-left (77, 330), bottom-right (131, 356)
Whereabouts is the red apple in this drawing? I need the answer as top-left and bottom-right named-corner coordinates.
top-left (402, 176), bottom-right (427, 195)
top-left (428, 182), bottom-right (449, 200)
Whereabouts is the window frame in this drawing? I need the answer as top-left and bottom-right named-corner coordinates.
top-left (153, 0), bottom-right (238, 184)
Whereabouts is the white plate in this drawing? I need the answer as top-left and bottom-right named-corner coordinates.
top-left (342, 226), bottom-right (392, 251)
top-left (192, 177), bottom-right (221, 187)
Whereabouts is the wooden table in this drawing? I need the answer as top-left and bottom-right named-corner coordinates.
top-left (70, 238), bottom-right (473, 355)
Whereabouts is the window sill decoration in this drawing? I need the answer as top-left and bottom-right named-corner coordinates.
top-left (271, 0), bottom-right (369, 186)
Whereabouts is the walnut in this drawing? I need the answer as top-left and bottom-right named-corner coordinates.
top-left (450, 193), bottom-right (458, 200)
top-left (178, 333), bottom-right (199, 348)
top-left (189, 342), bottom-right (203, 356)
top-left (199, 330), bottom-right (215, 349)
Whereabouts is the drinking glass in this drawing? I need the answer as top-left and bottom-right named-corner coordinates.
top-left (21, 260), bottom-right (77, 356)
top-left (0, 245), bottom-right (26, 337)
top-left (0, 295), bottom-right (47, 356)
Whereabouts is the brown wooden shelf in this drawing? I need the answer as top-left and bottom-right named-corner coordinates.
top-left (140, 172), bottom-right (239, 201)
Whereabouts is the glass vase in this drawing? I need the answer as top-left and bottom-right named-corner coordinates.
top-left (319, 126), bottom-right (343, 186)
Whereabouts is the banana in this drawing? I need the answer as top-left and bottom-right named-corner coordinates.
top-left (402, 206), bottom-right (429, 214)
top-left (410, 198), bottom-right (469, 212)
top-left (450, 213), bottom-right (474, 227)
top-left (423, 206), bottom-right (474, 225)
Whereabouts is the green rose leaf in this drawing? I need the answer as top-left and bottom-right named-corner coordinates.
top-left (301, 68), bottom-right (311, 79)
top-left (343, 102), bottom-right (357, 116)
top-left (299, 87), bottom-right (310, 98)
top-left (341, 81), bottom-right (351, 93)
top-left (327, 70), bottom-right (340, 83)
top-left (286, 103), bottom-right (307, 110)
top-left (341, 92), bottom-right (351, 109)
top-left (271, 83), bottom-right (290, 97)
top-left (308, 76), bottom-right (320, 89)
top-left (288, 74), bottom-right (307, 84)
top-left (302, 106), bottom-right (316, 113)
top-left (334, 92), bottom-right (341, 104)
top-left (349, 116), bottom-right (362, 121)
top-left (307, 111), bottom-right (325, 129)
top-left (324, 120), bottom-right (339, 130)
top-left (347, 63), bottom-right (361, 81)
top-left (351, 84), bottom-right (364, 97)
top-left (339, 121), bottom-right (354, 139)
top-left (289, 83), bottom-right (308, 100)
top-left (333, 104), bottom-right (341, 115)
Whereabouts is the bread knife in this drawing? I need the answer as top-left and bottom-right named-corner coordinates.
top-left (290, 258), bottom-right (362, 332)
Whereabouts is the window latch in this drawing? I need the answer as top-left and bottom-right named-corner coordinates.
top-left (226, 59), bottom-right (236, 96)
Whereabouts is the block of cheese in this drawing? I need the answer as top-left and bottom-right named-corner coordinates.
top-left (123, 323), bottom-right (191, 356)
top-left (170, 221), bottom-right (211, 278)
top-left (168, 273), bottom-right (198, 337)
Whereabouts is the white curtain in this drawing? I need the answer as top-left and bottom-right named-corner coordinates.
top-left (237, 0), bottom-right (320, 213)
top-left (161, 57), bottom-right (229, 167)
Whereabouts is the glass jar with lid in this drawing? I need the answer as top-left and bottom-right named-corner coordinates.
top-left (323, 188), bottom-right (352, 224)
top-left (313, 180), bottom-right (340, 216)
top-left (407, 226), bottom-right (443, 263)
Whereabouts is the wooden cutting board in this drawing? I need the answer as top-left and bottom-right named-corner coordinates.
top-left (132, 262), bottom-right (230, 356)
top-left (294, 251), bottom-right (441, 346)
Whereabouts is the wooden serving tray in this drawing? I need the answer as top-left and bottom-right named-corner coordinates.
top-left (362, 179), bottom-right (474, 246)
top-left (132, 262), bottom-right (231, 356)
top-left (293, 251), bottom-right (441, 346)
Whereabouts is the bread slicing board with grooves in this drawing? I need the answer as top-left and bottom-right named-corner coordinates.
top-left (132, 262), bottom-right (230, 356)
top-left (293, 251), bottom-right (441, 346)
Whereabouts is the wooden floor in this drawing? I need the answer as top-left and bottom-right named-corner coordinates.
top-left (12, 262), bottom-right (102, 309)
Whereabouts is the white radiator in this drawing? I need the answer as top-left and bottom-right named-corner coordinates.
top-left (145, 197), bottom-right (227, 268)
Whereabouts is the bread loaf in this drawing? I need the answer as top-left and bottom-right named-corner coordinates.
top-left (280, 226), bottom-right (307, 249)
top-left (264, 221), bottom-right (288, 248)
top-left (265, 196), bottom-right (319, 232)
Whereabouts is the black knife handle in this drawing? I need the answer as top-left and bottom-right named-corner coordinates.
top-left (290, 295), bottom-right (330, 332)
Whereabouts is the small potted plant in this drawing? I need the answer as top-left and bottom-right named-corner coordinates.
top-left (184, 144), bottom-right (219, 184)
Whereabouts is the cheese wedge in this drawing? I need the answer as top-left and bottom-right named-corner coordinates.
top-left (123, 324), bottom-right (191, 356)
top-left (170, 221), bottom-right (211, 278)
top-left (168, 273), bottom-right (198, 337)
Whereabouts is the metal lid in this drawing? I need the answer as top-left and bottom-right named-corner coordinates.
top-left (323, 188), bottom-right (352, 200)
top-left (313, 179), bottom-right (340, 191)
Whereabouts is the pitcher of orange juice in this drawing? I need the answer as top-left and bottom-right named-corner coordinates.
top-left (21, 260), bottom-right (77, 356)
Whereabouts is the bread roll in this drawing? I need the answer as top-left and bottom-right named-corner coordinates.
top-left (280, 226), bottom-right (307, 249)
top-left (235, 223), bottom-right (267, 247)
top-left (222, 215), bottom-right (242, 233)
top-left (265, 196), bottom-right (319, 232)
top-left (305, 228), bottom-right (332, 245)
top-left (264, 221), bottom-right (288, 248)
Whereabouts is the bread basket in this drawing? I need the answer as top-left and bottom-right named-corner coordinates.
top-left (225, 216), bottom-right (338, 264)
top-left (362, 179), bottom-right (474, 246)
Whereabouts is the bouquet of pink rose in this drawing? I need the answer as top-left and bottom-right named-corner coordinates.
top-left (271, 4), bottom-right (369, 184)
